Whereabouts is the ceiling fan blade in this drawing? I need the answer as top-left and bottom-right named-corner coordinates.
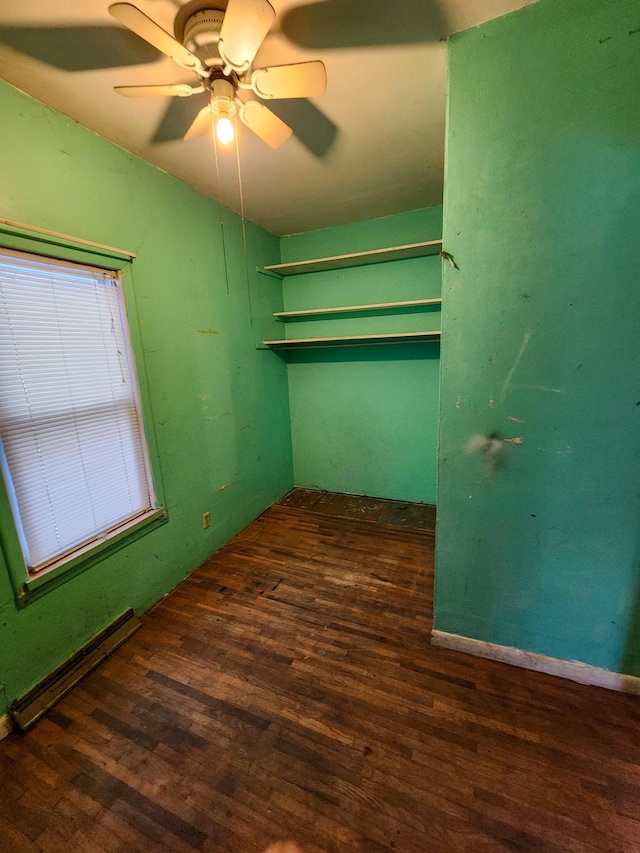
top-left (240, 100), bottom-right (293, 148)
top-left (218, 0), bottom-right (275, 74)
top-left (115, 83), bottom-right (201, 97)
top-left (250, 60), bottom-right (327, 100)
top-left (184, 104), bottom-right (213, 141)
top-left (108, 3), bottom-right (206, 74)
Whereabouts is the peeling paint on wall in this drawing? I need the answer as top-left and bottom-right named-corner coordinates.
top-left (215, 481), bottom-right (238, 495)
top-left (521, 385), bottom-right (564, 394)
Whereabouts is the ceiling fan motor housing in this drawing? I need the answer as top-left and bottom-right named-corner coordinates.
top-left (174, 1), bottom-right (227, 44)
top-left (182, 9), bottom-right (225, 50)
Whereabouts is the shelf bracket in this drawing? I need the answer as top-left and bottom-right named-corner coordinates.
top-left (256, 266), bottom-right (284, 281)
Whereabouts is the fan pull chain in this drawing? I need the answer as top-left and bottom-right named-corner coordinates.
top-left (211, 111), bottom-right (230, 295)
top-left (234, 116), bottom-right (253, 326)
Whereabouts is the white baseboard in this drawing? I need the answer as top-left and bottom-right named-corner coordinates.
top-left (431, 630), bottom-right (640, 694)
top-left (0, 713), bottom-right (13, 740)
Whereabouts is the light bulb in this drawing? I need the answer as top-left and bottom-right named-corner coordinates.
top-left (216, 116), bottom-right (234, 145)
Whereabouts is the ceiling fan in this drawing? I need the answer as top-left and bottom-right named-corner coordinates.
top-left (108, 0), bottom-right (327, 148)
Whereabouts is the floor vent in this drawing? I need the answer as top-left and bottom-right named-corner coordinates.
top-left (10, 609), bottom-right (140, 732)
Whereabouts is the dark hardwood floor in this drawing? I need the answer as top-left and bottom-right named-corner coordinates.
top-left (2, 502), bottom-right (640, 852)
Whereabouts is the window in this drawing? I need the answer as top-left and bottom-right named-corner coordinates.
top-left (0, 247), bottom-right (158, 581)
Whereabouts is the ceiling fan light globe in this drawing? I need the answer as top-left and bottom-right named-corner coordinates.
top-left (216, 116), bottom-right (234, 145)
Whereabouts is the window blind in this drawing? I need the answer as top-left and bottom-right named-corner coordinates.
top-left (0, 248), bottom-right (155, 573)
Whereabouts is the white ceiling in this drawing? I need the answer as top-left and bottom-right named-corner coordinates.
top-left (0, 0), bottom-right (540, 235)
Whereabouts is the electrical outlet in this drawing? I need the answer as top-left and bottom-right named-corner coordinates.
top-left (202, 511), bottom-right (211, 529)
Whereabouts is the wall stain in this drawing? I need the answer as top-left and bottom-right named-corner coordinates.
top-left (466, 433), bottom-right (504, 470)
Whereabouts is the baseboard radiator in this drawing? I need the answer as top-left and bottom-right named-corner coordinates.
top-left (9, 609), bottom-right (140, 732)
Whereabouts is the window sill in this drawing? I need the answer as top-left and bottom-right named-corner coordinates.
top-left (17, 508), bottom-right (168, 607)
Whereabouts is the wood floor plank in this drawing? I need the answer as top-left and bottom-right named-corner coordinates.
top-left (2, 502), bottom-right (640, 852)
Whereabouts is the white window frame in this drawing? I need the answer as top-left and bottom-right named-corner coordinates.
top-left (0, 230), bottom-right (166, 603)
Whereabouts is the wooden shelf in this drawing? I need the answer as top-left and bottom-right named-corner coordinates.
top-left (259, 331), bottom-right (441, 350)
top-left (274, 297), bottom-right (441, 320)
top-left (261, 240), bottom-right (443, 277)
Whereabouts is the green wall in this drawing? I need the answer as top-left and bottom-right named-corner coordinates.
top-left (435, 0), bottom-right (640, 674)
top-left (0, 79), bottom-right (293, 716)
top-left (280, 208), bottom-right (442, 504)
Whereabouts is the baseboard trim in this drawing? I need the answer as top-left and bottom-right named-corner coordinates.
top-left (9, 609), bottom-right (140, 732)
top-left (431, 630), bottom-right (640, 694)
top-left (0, 713), bottom-right (13, 740)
